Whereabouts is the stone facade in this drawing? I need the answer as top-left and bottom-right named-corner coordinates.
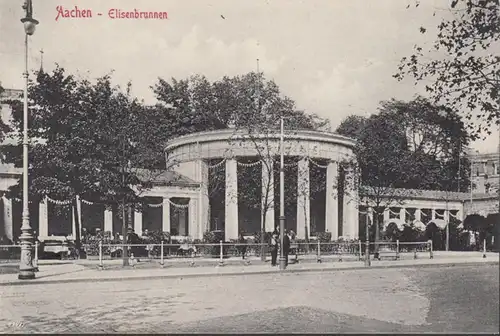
top-left (471, 150), bottom-right (500, 195)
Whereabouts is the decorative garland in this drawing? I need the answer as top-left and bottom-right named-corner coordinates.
top-left (237, 160), bottom-right (262, 168)
top-left (46, 196), bottom-right (72, 205)
top-left (308, 157), bottom-right (328, 169)
top-left (146, 202), bottom-right (163, 208)
top-left (388, 209), bottom-right (400, 216)
top-left (81, 199), bottom-right (95, 205)
top-left (168, 199), bottom-right (189, 208)
top-left (208, 159), bottom-right (226, 169)
top-left (12, 198), bottom-right (33, 204)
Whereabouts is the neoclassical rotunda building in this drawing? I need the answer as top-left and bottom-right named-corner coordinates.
top-left (164, 129), bottom-right (359, 241)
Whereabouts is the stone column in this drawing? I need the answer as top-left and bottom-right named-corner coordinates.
top-left (189, 198), bottom-right (199, 239)
top-left (444, 209), bottom-right (450, 224)
top-left (415, 208), bottom-right (422, 222)
top-left (38, 197), bottom-right (49, 238)
top-left (134, 210), bottom-right (143, 235)
top-left (400, 208), bottom-right (406, 223)
top-left (325, 161), bottom-right (339, 240)
top-left (431, 209), bottom-right (436, 220)
top-left (162, 197), bottom-right (171, 233)
top-left (104, 209), bottom-right (113, 233)
top-left (296, 158), bottom-right (310, 239)
top-left (261, 158), bottom-right (275, 233)
top-left (368, 206), bottom-right (374, 224)
top-left (383, 208), bottom-right (390, 222)
top-left (343, 166), bottom-right (359, 239)
top-left (225, 158), bottom-right (239, 241)
top-left (71, 196), bottom-right (82, 239)
top-left (2, 196), bottom-right (13, 242)
top-left (199, 160), bottom-right (210, 236)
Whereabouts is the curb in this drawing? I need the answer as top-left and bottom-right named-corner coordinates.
top-left (0, 260), bottom-right (498, 287)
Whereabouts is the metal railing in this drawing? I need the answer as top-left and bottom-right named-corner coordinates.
top-left (79, 240), bottom-right (435, 268)
top-left (0, 242), bottom-right (40, 270)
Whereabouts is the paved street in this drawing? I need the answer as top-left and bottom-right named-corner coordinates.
top-left (0, 264), bottom-right (498, 333)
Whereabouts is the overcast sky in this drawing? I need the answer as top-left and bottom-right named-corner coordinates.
top-left (0, 0), bottom-right (498, 153)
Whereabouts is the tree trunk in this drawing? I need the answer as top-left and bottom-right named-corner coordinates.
top-left (122, 201), bottom-right (129, 267)
top-left (72, 197), bottom-right (81, 259)
top-left (260, 215), bottom-right (266, 261)
top-left (374, 213), bottom-right (380, 258)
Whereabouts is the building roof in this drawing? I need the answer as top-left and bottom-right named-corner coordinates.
top-left (134, 168), bottom-right (198, 186)
top-left (0, 162), bottom-right (21, 176)
top-left (360, 186), bottom-right (497, 202)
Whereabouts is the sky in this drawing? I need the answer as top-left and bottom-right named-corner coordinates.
top-left (0, 0), bottom-right (498, 154)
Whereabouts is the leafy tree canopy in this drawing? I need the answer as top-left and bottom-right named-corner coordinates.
top-left (395, 0), bottom-right (500, 136)
top-left (336, 97), bottom-right (472, 193)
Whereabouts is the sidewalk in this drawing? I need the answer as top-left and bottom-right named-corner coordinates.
top-left (0, 252), bottom-right (498, 287)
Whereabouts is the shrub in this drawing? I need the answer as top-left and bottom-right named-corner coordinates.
top-left (315, 232), bottom-right (332, 242)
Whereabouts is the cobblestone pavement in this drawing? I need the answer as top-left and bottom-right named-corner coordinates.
top-left (0, 265), bottom-right (498, 333)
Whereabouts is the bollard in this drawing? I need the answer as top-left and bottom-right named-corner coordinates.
top-left (483, 239), bottom-right (486, 258)
top-left (33, 241), bottom-right (39, 272)
top-left (160, 241), bottom-right (165, 267)
top-left (98, 240), bottom-right (103, 269)
top-left (429, 240), bottom-right (433, 259)
top-left (358, 241), bottom-right (362, 261)
top-left (396, 240), bottom-right (400, 260)
top-left (317, 240), bottom-right (322, 263)
top-left (218, 240), bottom-right (225, 267)
top-left (338, 243), bottom-right (343, 262)
top-left (190, 243), bottom-right (196, 267)
top-left (129, 253), bottom-right (136, 267)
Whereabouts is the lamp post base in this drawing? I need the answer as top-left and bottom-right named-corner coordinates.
top-left (279, 256), bottom-right (287, 270)
top-left (18, 243), bottom-right (35, 280)
top-left (18, 219), bottom-right (36, 280)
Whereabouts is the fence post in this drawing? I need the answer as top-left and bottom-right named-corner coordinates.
top-left (483, 239), bottom-right (487, 258)
top-left (33, 241), bottom-right (39, 272)
top-left (98, 240), bottom-right (103, 269)
top-left (218, 240), bottom-right (225, 267)
top-left (396, 240), bottom-right (400, 260)
top-left (160, 241), bottom-right (164, 267)
top-left (316, 240), bottom-right (321, 263)
top-left (358, 240), bottom-right (362, 261)
top-left (338, 242), bottom-right (343, 262)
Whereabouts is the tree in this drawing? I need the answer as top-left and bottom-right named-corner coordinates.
top-left (336, 97), bottom-right (472, 192)
top-left (154, 72), bottom-right (329, 251)
top-left (395, 0), bottom-right (500, 135)
top-left (3, 66), bottom-right (166, 266)
top-left (0, 83), bottom-right (12, 144)
top-left (337, 97), bottom-right (474, 256)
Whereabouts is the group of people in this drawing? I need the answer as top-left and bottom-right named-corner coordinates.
top-left (237, 229), bottom-right (296, 266)
top-left (270, 229), bottom-right (295, 266)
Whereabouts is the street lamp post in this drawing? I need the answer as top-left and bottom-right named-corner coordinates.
top-left (18, 0), bottom-right (39, 280)
top-left (279, 116), bottom-right (287, 270)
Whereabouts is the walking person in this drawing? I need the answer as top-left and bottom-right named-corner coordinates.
top-left (270, 231), bottom-right (279, 266)
top-left (238, 232), bottom-right (247, 260)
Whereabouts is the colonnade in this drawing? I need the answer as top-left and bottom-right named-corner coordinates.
top-left (222, 157), bottom-right (359, 241)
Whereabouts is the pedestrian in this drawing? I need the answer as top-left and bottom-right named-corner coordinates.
top-left (283, 229), bottom-right (291, 266)
top-left (270, 231), bottom-right (279, 266)
top-left (238, 232), bottom-right (247, 260)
